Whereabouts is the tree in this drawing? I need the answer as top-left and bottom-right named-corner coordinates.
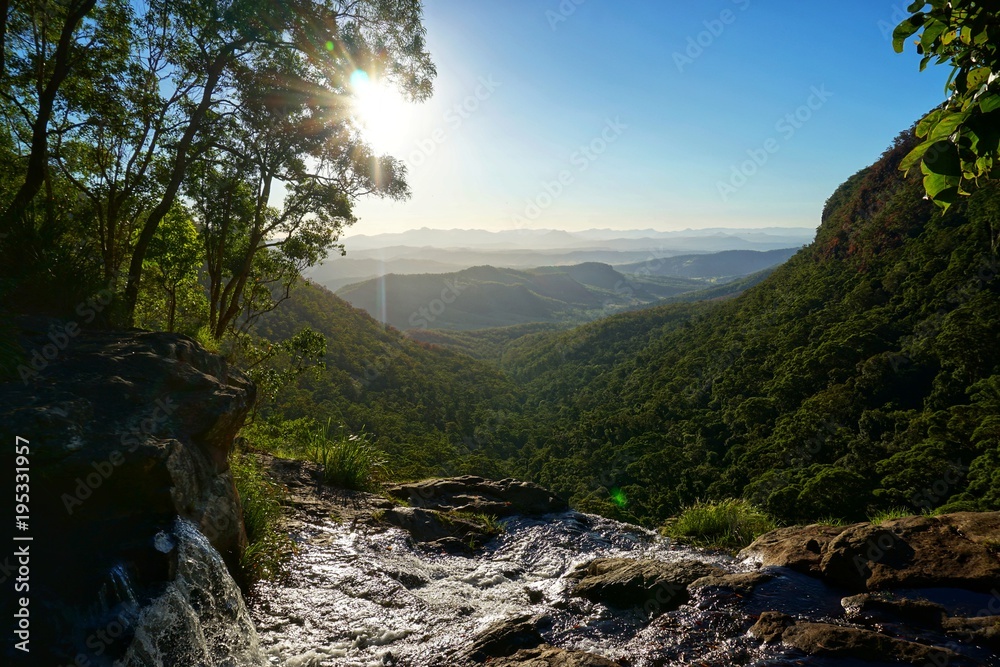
top-left (1, 0), bottom-right (435, 323)
top-left (894, 1), bottom-right (1000, 209)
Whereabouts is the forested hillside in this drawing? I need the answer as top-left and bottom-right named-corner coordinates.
top-left (499, 130), bottom-right (1000, 525)
top-left (253, 281), bottom-right (520, 479)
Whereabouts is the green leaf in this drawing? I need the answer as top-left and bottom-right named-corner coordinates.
top-left (899, 141), bottom-right (933, 173)
top-left (920, 19), bottom-right (948, 50)
top-left (893, 14), bottom-right (926, 53)
top-left (966, 67), bottom-right (991, 91)
top-left (921, 140), bottom-right (962, 177)
top-left (927, 111), bottom-right (969, 142)
top-left (915, 109), bottom-right (943, 138)
top-left (980, 94), bottom-right (1000, 114)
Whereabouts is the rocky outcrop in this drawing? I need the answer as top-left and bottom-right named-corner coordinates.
top-left (689, 570), bottom-right (773, 594)
top-left (751, 611), bottom-right (958, 665)
top-left (386, 476), bottom-right (569, 517)
top-left (467, 614), bottom-right (547, 661)
top-left (568, 558), bottom-right (723, 615)
top-left (0, 321), bottom-right (255, 663)
top-left (485, 645), bottom-right (621, 666)
top-left (740, 513), bottom-right (1000, 592)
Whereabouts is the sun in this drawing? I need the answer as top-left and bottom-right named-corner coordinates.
top-left (349, 70), bottom-right (411, 154)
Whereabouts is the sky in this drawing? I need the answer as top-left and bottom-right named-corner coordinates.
top-left (348, 0), bottom-right (951, 235)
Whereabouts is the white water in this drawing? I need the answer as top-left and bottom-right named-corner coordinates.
top-left (119, 518), bottom-right (266, 667)
top-left (251, 511), bottom-right (751, 666)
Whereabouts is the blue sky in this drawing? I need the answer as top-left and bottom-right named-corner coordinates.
top-left (350, 0), bottom-right (950, 234)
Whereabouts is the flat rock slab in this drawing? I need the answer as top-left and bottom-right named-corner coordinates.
top-left (689, 571), bottom-right (774, 595)
top-left (386, 476), bottom-right (569, 517)
top-left (485, 645), bottom-right (621, 666)
top-left (569, 558), bottom-right (723, 615)
top-left (751, 611), bottom-right (958, 665)
top-left (740, 512), bottom-right (1000, 592)
top-left (468, 614), bottom-right (547, 661)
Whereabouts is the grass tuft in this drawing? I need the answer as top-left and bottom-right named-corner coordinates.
top-left (868, 507), bottom-right (913, 525)
top-left (662, 499), bottom-right (778, 552)
top-left (306, 419), bottom-right (388, 491)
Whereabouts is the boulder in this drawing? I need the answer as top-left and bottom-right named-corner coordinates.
top-left (750, 611), bottom-right (958, 665)
top-left (468, 614), bottom-right (547, 661)
top-left (941, 615), bottom-right (1000, 648)
top-left (485, 645), bottom-right (621, 666)
top-left (0, 322), bottom-right (255, 663)
top-left (741, 513), bottom-right (1000, 592)
top-left (841, 593), bottom-right (946, 628)
top-left (381, 506), bottom-right (493, 552)
top-left (689, 571), bottom-right (774, 595)
top-left (568, 558), bottom-right (723, 615)
top-left (386, 476), bottom-right (568, 517)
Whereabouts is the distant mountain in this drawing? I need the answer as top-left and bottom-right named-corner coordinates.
top-left (340, 226), bottom-right (817, 252)
top-left (616, 248), bottom-right (800, 280)
top-left (335, 263), bottom-right (703, 331)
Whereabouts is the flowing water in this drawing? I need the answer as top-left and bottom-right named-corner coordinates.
top-left (248, 510), bottom-right (1000, 667)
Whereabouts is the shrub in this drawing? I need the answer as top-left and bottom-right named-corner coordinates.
top-left (663, 499), bottom-right (778, 552)
top-left (230, 451), bottom-right (295, 586)
top-left (307, 419), bottom-right (388, 491)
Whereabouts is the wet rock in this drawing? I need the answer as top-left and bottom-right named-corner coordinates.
top-left (468, 614), bottom-right (547, 661)
top-left (841, 593), bottom-right (946, 628)
top-left (485, 645), bottom-right (621, 666)
top-left (0, 323), bottom-right (255, 662)
top-left (386, 476), bottom-right (569, 517)
top-left (750, 611), bottom-right (958, 664)
top-left (741, 513), bottom-right (1000, 592)
top-left (738, 523), bottom-right (863, 576)
top-left (942, 615), bottom-right (1000, 648)
top-left (381, 506), bottom-right (490, 552)
top-left (568, 558), bottom-right (723, 615)
top-left (689, 570), bottom-right (773, 595)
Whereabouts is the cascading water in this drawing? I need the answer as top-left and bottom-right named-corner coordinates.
top-left (118, 518), bottom-right (265, 667)
top-left (250, 509), bottom-right (1000, 667)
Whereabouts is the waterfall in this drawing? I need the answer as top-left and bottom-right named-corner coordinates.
top-left (117, 518), bottom-right (265, 667)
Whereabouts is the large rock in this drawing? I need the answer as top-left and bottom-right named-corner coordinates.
top-left (386, 476), bottom-right (569, 517)
top-left (568, 558), bottom-right (723, 615)
top-left (751, 611), bottom-right (958, 665)
top-left (468, 614), bottom-right (547, 661)
top-left (0, 322), bottom-right (255, 663)
top-left (741, 513), bottom-right (1000, 592)
top-left (485, 645), bottom-right (621, 666)
top-left (382, 505), bottom-right (494, 552)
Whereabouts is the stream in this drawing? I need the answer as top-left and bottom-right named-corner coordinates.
top-left (247, 510), bottom-right (1000, 667)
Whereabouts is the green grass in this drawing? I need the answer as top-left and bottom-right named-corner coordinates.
top-left (662, 499), bottom-right (778, 552)
top-left (230, 451), bottom-right (295, 586)
top-left (868, 507), bottom-right (913, 525)
top-left (306, 420), bottom-right (388, 491)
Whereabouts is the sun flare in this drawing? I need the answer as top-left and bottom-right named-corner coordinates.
top-left (350, 70), bottom-right (411, 154)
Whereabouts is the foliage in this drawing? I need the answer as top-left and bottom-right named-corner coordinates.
top-left (230, 450), bottom-right (295, 585)
top-left (497, 130), bottom-right (1000, 527)
top-left (0, 0), bottom-right (436, 323)
top-left (662, 499), bottom-right (777, 552)
top-left (305, 419), bottom-right (388, 491)
top-left (894, 1), bottom-right (1000, 208)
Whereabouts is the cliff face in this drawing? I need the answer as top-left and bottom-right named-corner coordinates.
top-left (1, 320), bottom-right (255, 663)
